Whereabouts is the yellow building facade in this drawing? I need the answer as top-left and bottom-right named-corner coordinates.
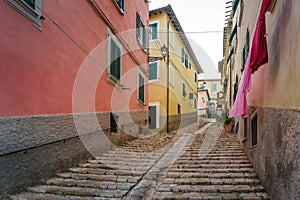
top-left (148, 5), bottom-right (202, 131)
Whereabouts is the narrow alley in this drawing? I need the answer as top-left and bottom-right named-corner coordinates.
top-left (11, 121), bottom-right (270, 200)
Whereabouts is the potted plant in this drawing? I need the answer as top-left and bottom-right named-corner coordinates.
top-left (224, 115), bottom-right (234, 133)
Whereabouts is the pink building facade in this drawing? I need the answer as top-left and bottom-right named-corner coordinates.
top-left (0, 0), bottom-right (149, 196)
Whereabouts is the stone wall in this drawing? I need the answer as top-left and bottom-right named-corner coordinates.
top-left (238, 107), bottom-right (300, 200)
top-left (0, 110), bottom-right (147, 197)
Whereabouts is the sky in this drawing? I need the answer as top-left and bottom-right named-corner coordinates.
top-left (149, 0), bottom-right (225, 79)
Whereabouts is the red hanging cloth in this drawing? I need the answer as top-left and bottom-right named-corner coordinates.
top-left (249, 0), bottom-right (273, 73)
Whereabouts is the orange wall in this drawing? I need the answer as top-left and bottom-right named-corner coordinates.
top-left (0, 0), bottom-right (149, 117)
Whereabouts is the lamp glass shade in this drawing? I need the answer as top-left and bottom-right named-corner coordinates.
top-left (161, 45), bottom-right (168, 57)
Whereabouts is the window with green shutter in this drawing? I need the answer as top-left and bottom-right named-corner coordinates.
top-left (136, 12), bottom-right (146, 50)
top-left (114, 0), bottom-right (124, 14)
top-left (150, 22), bottom-right (158, 40)
top-left (110, 39), bottom-right (121, 81)
top-left (138, 73), bottom-right (145, 104)
top-left (182, 48), bottom-right (189, 68)
top-left (149, 62), bottom-right (158, 81)
top-left (182, 82), bottom-right (186, 98)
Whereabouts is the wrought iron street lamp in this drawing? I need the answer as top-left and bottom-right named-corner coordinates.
top-left (148, 44), bottom-right (168, 62)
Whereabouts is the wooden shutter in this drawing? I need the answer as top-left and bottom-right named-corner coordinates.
top-left (139, 74), bottom-right (144, 103)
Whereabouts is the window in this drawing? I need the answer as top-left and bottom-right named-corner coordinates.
top-left (6, 0), bottom-right (43, 29)
top-left (194, 71), bottom-right (198, 83)
top-left (242, 28), bottom-right (250, 72)
top-left (107, 28), bottom-right (122, 86)
top-left (138, 70), bottom-right (145, 104)
top-left (212, 83), bottom-right (217, 92)
top-left (136, 12), bottom-right (146, 50)
top-left (177, 104), bottom-right (181, 114)
top-left (194, 97), bottom-right (197, 109)
top-left (181, 47), bottom-right (189, 68)
top-left (244, 118), bottom-right (248, 138)
top-left (150, 21), bottom-right (159, 41)
top-left (113, 0), bottom-right (124, 14)
top-left (189, 93), bottom-right (193, 100)
top-left (182, 82), bottom-right (186, 98)
top-left (251, 115), bottom-right (257, 146)
top-left (149, 62), bottom-right (159, 81)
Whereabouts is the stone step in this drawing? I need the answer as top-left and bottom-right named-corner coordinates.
top-left (161, 177), bottom-right (261, 185)
top-left (181, 150), bottom-right (246, 158)
top-left (174, 159), bottom-right (251, 165)
top-left (107, 150), bottom-right (162, 157)
top-left (168, 184), bottom-right (265, 193)
top-left (154, 192), bottom-right (270, 200)
top-left (45, 177), bottom-right (135, 190)
top-left (167, 167), bottom-right (255, 173)
top-left (68, 167), bottom-right (144, 176)
top-left (94, 156), bottom-right (157, 163)
top-left (10, 193), bottom-right (94, 200)
top-left (26, 185), bottom-right (127, 198)
top-left (175, 156), bottom-right (249, 161)
top-left (166, 172), bottom-right (258, 179)
top-left (170, 163), bottom-right (252, 169)
top-left (88, 159), bottom-right (154, 168)
top-left (183, 150), bottom-right (246, 154)
top-left (77, 163), bottom-right (148, 172)
top-left (56, 172), bottom-right (140, 183)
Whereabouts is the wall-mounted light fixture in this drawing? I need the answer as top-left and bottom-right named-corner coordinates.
top-left (148, 44), bottom-right (168, 62)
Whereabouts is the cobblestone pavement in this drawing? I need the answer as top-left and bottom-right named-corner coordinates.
top-left (10, 120), bottom-right (270, 200)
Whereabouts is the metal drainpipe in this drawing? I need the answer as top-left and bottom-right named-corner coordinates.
top-left (167, 16), bottom-right (176, 133)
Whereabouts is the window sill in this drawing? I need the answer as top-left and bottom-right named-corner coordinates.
top-left (107, 74), bottom-right (122, 90)
top-left (137, 100), bottom-right (145, 108)
top-left (137, 39), bottom-right (147, 53)
top-left (149, 79), bottom-right (159, 83)
top-left (249, 144), bottom-right (257, 149)
top-left (149, 39), bottom-right (159, 43)
top-left (6, 0), bottom-right (42, 30)
top-left (182, 63), bottom-right (188, 70)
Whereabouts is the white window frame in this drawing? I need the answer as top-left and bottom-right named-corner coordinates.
top-left (6, 0), bottom-right (43, 29)
top-left (113, 0), bottom-right (125, 15)
top-left (107, 27), bottom-right (122, 87)
top-left (194, 70), bottom-right (198, 84)
top-left (194, 97), bottom-right (197, 110)
top-left (136, 12), bottom-right (147, 51)
top-left (182, 47), bottom-right (189, 69)
top-left (149, 20), bottom-right (160, 42)
top-left (149, 102), bottom-right (160, 129)
top-left (137, 68), bottom-right (146, 105)
top-left (212, 83), bottom-right (217, 92)
top-left (149, 61), bottom-right (159, 82)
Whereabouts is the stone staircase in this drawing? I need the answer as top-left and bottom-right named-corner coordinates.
top-left (10, 122), bottom-right (270, 199)
top-left (10, 132), bottom-right (177, 199)
top-left (154, 127), bottom-right (270, 199)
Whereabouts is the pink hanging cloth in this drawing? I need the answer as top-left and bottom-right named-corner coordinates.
top-left (229, 52), bottom-right (252, 118)
top-left (229, 0), bottom-right (273, 118)
top-left (250, 0), bottom-right (273, 72)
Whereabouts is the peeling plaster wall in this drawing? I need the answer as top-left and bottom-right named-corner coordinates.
top-left (236, 1), bottom-right (300, 199)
